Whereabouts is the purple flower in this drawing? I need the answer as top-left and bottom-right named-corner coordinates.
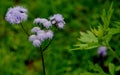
top-left (43, 21), bottom-right (52, 29)
top-left (33, 18), bottom-right (48, 24)
top-left (5, 6), bottom-right (28, 24)
top-left (40, 18), bottom-right (48, 24)
top-left (13, 6), bottom-right (27, 13)
top-left (46, 30), bottom-right (54, 40)
top-left (50, 14), bottom-right (65, 29)
top-left (31, 27), bottom-right (41, 33)
top-left (50, 14), bottom-right (64, 22)
top-left (33, 18), bottom-right (41, 24)
top-left (37, 30), bottom-right (47, 41)
top-left (57, 22), bottom-right (65, 29)
top-left (29, 34), bottom-right (37, 42)
top-left (33, 39), bottom-right (41, 47)
top-left (97, 46), bottom-right (107, 57)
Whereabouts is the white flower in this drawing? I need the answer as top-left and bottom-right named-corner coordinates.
top-left (33, 39), bottom-right (41, 47)
top-left (37, 30), bottom-right (47, 41)
top-left (46, 30), bottom-right (54, 40)
top-left (31, 27), bottom-right (40, 33)
top-left (5, 6), bottom-right (28, 24)
top-left (29, 34), bottom-right (37, 42)
top-left (43, 21), bottom-right (52, 28)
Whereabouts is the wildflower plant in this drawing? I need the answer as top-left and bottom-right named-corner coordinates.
top-left (5, 6), bottom-right (65, 75)
top-left (72, 3), bottom-right (120, 62)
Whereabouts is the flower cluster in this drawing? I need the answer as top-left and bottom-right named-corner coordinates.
top-left (29, 27), bottom-right (53, 47)
top-left (97, 46), bottom-right (107, 57)
top-left (33, 18), bottom-right (52, 29)
top-left (29, 14), bottom-right (65, 47)
top-left (5, 6), bottom-right (65, 47)
top-left (50, 14), bottom-right (65, 29)
top-left (5, 6), bottom-right (28, 24)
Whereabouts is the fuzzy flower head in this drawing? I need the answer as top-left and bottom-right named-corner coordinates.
top-left (33, 18), bottom-right (41, 24)
top-left (50, 14), bottom-right (65, 29)
top-left (29, 34), bottom-right (37, 42)
top-left (50, 14), bottom-right (64, 22)
top-left (33, 18), bottom-right (52, 28)
top-left (45, 30), bottom-right (54, 40)
top-left (5, 6), bottom-right (28, 24)
top-left (97, 46), bottom-right (107, 57)
top-left (37, 30), bottom-right (47, 41)
top-left (29, 26), bottom-right (54, 47)
top-left (43, 21), bottom-right (52, 29)
top-left (31, 27), bottom-right (41, 33)
top-left (33, 39), bottom-right (41, 47)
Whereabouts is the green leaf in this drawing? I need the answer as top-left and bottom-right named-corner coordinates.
top-left (109, 63), bottom-right (115, 75)
top-left (101, 2), bottom-right (114, 29)
top-left (91, 25), bottom-right (104, 38)
top-left (104, 26), bottom-right (120, 43)
top-left (72, 31), bottom-right (99, 50)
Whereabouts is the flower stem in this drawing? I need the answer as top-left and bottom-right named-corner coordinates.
top-left (43, 28), bottom-right (57, 52)
top-left (19, 23), bottom-right (30, 36)
top-left (107, 45), bottom-right (120, 62)
top-left (40, 47), bottom-right (46, 75)
top-left (43, 38), bottom-right (53, 52)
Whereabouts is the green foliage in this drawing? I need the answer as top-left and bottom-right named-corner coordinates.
top-left (73, 31), bottom-right (99, 50)
top-left (109, 63), bottom-right (115, 75)
top-left (80, 62), bottom-right (108, 75)
top-left (72, 2), bottom-right (120, 50)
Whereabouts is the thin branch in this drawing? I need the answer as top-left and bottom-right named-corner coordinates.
top-left (40, 47), bottom-right (46, 75)
top-left (43, 38), bottom-right (54, 52)
top-left (19, 23), bottom-right (30, 37)
top-left (43, 28), bottom-right (58, 52)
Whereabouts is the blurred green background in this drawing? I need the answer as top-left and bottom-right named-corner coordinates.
top-left (0, 0), bottom-right (120, 75)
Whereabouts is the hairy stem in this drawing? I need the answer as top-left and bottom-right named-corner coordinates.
top-left (20, 23), bottom-right (30, 36)
top-left (40, 47), bottom-right (46, 75)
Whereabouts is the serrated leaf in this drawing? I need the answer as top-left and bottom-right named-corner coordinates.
top-left (79, 31), bottom-right (98, 43)
top-left (101, 2), bottom-right (114, 28)
top-left (72, 31), bottom-right (99, 50)
top-left (91, 25), bottom-right (104, 37)
top-left (109, 63), bottom-right (115, 75)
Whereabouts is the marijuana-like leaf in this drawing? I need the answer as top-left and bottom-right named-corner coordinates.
top-left (73, 31), bottom-right (99, 50)
top-left (91, 25), bottom-right (104, 38)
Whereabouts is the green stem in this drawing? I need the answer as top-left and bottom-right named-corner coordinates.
top-left (19, 23), bottom-right (30, 36)
top-left (40, 47), bottom-right (46, 75)
top-left (43, 28), bottom-right (57, 52)
top-left (107, 45), bottom-right (120, 62)
top-left (43, 38), bottom-right (53, 52)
